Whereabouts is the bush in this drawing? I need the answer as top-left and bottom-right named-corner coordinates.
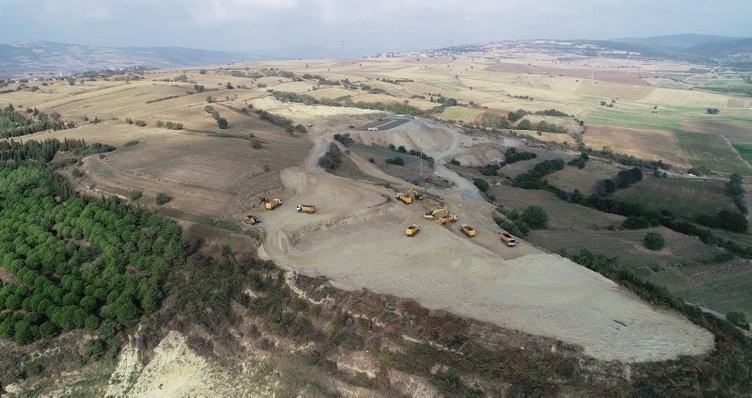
top-left (134, 120), bottom-right (147, 127)
top-left (318, 143), bottom-right (342, 171)
top-left (623, 216), bottom-right (650, 230)
top-left (216, 117), bottom-right (228, 129)
top-left (473, 178), bottom-right (490, 192)
top-left (727, 311), bottom-right (750, 330)
top-left (385, 157), bottom-right (405, 166)
top-left (155, 192), bottom-right (172, 205)
top-left (129, 190), bottom-right (143, 200)
top-left (643, 232), bottom-right (664, 250)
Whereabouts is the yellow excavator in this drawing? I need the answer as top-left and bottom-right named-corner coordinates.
top-left (408, 187), bottom-right (424, 201)
top-left (424, 207), bottom-right (448, 220)
top-left (405, 224), bottom-right (420, 236)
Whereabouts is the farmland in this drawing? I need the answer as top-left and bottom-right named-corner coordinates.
top-left (547, 160), bottom-right (622, 194)
top-left (675, 131), bottom-right (752, 174)
top-left (583, 125), bottom-right (690, 168)
top-left (615, 176), bottom-right (734, 219)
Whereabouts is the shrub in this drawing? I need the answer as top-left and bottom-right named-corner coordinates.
top-left (155, 192), bottom-right (172, 205)
top-left (727, 312), bottom-right (750, 330)
top-left (385, 157), bottom-right (405, 166)
top-left (473, 178), bottom-right (490, 192)
top-left (216, 117), bottom-right (228, 129)
top-left (318, 143), bottom-right (342, 171)
top-left (449, 159), bottom-right (460, 166)
top-left (643, 232), bottom-right (664, 250)
top-left (134, 120), bottom-right (147, 127)
top-left (623, 216), bottom-right (650, 230)
top-left (129, 190), bottom-right (143, 200)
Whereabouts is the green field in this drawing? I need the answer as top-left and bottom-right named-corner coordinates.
top-left (615, 175), bottom-right (734, 219)
top-left (675, 131), bottom-right (752, 174)
top-left (732, 143), bottom-right (752, 166)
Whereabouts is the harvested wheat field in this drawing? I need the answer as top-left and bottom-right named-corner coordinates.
top-left (584, 124), bottom-right (691, 168)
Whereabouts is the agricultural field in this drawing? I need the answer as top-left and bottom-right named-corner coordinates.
top-left (675, 131), bottom-right (752, 174)
top-left (733, 144), bottom-right (752, 165)
top-left (547, 159), bottom-right (622, 194)
top-left (582, 124), bottom-right (690, 168)
top-left (615, 176), bottom-right (734, 219)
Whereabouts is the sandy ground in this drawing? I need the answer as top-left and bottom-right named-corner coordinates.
top-left (105, 331), bottom-right (274, 397)
top-left (258, 119), bottom-right (714, 362)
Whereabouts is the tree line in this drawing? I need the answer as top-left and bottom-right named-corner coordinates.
top-left (1, 103), bottom-right (73, 138)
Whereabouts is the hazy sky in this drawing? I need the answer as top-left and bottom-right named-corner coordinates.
top-left (1, 0), bottom-right (750, 54)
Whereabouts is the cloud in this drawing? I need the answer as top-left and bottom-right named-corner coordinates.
top-left (40, 0), bottom-right (112, 20)
top-left (187, 0), bottom-right (298, 25)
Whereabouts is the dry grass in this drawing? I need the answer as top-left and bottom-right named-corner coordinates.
top-left (548, 160), bottom-right (622, 194)
top-left (583, 125), bottom-right (691, 168)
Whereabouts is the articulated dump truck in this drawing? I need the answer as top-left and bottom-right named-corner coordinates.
top-left (405, 224), bottom-right (420, 237)
top-left (459, 224), bottom-right (476, 237)
top-left (296, 204), bottom-right (316, 214)
top-left (396, 192), bottom-right (413, 204)
top-left (264, 198), bottom-right (282, 210)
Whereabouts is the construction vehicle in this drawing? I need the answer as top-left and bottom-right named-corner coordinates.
top-left (244, 215), bottom-right (259, 225)
top-left (438, 213), bottom-right (458, 225)
top-left (459, 224), bottom-right (476, 237)
top-left (424, 207), bottom-right (447, 220)
top-left (405, 224), bottom-right (420, 237)
top-left (296, 204), bottom-right (316, 214)
top-left (395, 192), bottom-right (413, 204)
top-left (500, 231), bottom-right (517, 247)
top-left (264, 198), bottom-right (282, 210)
top-left (408, 187), bottom-right (424, 201)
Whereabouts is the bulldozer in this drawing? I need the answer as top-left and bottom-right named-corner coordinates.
top-left (408, 187), bottom-right (424, 201)
top-left (405, 224), bottom-right (420, 237)
top-left (395, 192), bottom-right (413, 204)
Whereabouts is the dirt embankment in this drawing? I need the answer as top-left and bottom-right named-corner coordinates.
top-left (258, 119), bottom-right (714, 362)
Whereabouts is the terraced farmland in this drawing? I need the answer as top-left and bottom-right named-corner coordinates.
top-left (615, 176), bottom-right (734, 219)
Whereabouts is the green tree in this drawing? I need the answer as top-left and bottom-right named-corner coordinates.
top-left (643, 232), bottom-right (664, 250)
top-left (521, 206), bottom-right (548, 229)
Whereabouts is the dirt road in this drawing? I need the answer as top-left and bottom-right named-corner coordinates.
top-left (259, 119), bottom-right (714, 362)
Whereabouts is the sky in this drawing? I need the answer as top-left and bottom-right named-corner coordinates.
top-left (1, 0), bottom-right (750, 54)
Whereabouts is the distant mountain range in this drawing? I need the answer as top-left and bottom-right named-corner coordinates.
top-left (611, 34), bottom-right (752, 66)
top-left (2, 34), bottom-right (752, 79)
top-left (0, 41), bottom-right (364, 79)
top-left (431, 34), bottom-right (752, 69)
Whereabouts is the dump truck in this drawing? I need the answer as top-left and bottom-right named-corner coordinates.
top-left (264, 198), bottom-right (282, 210)
top-left (408, 187), bottom-right (424, 201)
top-left (296, 204), bottom-right (316, 214)
top-left (244, 215), bottom-right (259, 225)
top-left (500, 232), bottom-right (517, 247)
top-left (396, 192), bottom-right (413, 204)
top-left (459, 224), bottom-right (476, 237)
top-left (405, 224), bottom-right (420, 237)
top-left (439, 213), bottom-right (458, 225)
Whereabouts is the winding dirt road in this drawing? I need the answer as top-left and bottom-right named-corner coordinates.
top-left (258, 119), bottom-right (714, 362)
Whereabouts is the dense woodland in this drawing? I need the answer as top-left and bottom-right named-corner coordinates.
top-left (0, 138), bottom-right (184, 345)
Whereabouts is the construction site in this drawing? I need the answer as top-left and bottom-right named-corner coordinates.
top-left (254, 117), bottom-right (713, 362)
